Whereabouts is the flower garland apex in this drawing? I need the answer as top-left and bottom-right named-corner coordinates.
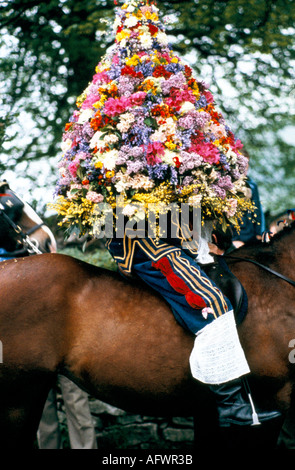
top-left (51, 0), bottom-right (253, 237)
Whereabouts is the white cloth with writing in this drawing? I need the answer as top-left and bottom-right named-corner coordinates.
top-left (189, 310), bottom-right (250, 384)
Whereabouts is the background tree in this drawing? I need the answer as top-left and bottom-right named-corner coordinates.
top-left (0, 0), bottom-right (294, 214)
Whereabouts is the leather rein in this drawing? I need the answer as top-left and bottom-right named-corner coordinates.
top-left (223, 254), bottom-right (295, 288)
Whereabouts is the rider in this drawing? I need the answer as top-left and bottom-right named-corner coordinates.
top-left (52, 0), bottom-right (280, 427)
top-left (231, 149), bottom-right (266, 249)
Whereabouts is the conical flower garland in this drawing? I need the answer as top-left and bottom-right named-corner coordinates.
top-left (52, 0), bottom-right (252, 237)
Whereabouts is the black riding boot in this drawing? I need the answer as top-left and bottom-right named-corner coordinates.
top-left (209, 377), bottom-right (281, 427)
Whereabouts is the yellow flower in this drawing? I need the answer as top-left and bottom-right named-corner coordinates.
top-left (135, 10), bottom-right (143, 19)
top-left (125, 54), bottom-right (140, 67)
top-left (76, 92), bottom-right (87, 108)
top-left (106, 170), bottom-right (115, 179)
top-left (116, 29), bottom-right (130, 42)
top-left (145, 11), bottom-right (159, 22)
top-left (165, 140), bottom-right (177, 150)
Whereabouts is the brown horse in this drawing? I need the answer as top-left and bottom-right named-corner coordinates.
top-left (0, 222), bottom-right (295, 449)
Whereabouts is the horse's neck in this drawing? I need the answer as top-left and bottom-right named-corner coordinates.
top-left (241, 224), bottom-right (295, 277)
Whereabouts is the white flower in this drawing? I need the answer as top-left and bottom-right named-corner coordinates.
top-left (126, 5), bottom-right (136, 13)
top-left (125, 15), bottom-right (138, 28)
top-left (157, 31), bottom-right (169, 46)
top-left (117, 112), bottom-right (135, 133)
top-left (120, 38), bottom-right (127, 49)
top-left (226, 148), bottom-right (237, 164)
top-left (162, 149), bottom-right (179, 166)
top-left (101, 149), bottom-right (119, 170)
top-left (122, 204), bottom-right (137, 217)
top-left (89, 131), bottom-right (104, 149)
top-left (103, 134), bottom-right (119, 145)
top-left (140, 32), bottom-right (153, 49)
top-left (113, 17), bottom-right (122, 31)
top-left (188, 194), bottom-right (202, 206)
top-left (180, 101), bottom-right (195, 114)
top-left (160, 117), bottom-right (177, 134)
top-left (61, 139), bottom-right (72, 153)
top-left (78, 108), bottom-right (93, 124)
top-left (150, 130), bottom-right (166, 142)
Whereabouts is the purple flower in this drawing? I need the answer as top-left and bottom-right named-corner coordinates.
top-left (178, 114), bottom-right (195, 129)
top-left (161, 72), bottom-right (186, 95)
top-left (211, 185), bottom-right (226, 199)
top-left (108, 65), bottom-right (122, 80)
top-left (126, 160), bottom-right (145, 174)
top-left (237, 154), bottom-right (248, 173)
top-left (170, 166), bottom-right (178, 185)
top-left (166, 62), bottom-right (184, 74)
top-left (194, 111), bottom-right (211, 128)
top-left (148, 163), bottom-right (168, 180)
top-left (218, 175), bottom-right (234, 191)
top-left (182, 176), bottom-right (194, 186)
top-left (179, 151), bottom-right (203, 174)
top-left (195, 96), bottom-right (207, 109)
top-left (118, 76), bottom-right (136, 96)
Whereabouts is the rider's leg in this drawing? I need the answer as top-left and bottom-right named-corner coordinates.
top-left (132, 250), bottom-right (281, 426)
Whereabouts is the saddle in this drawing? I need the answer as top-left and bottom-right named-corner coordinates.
top-left (201, 256), bottom-right (248, 325)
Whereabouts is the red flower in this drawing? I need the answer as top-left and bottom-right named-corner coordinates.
top-left (148, 23), bottom-right (158, 36)
top-left (184, 65), bottom-right (192, 78)
top-left (121, 66), bottom-right (144, 79)
top-left (173, 156), bottom-right (181, 168)
top-left (152, 65), bottom-right (172, 79)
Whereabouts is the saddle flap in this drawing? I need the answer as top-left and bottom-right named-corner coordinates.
top-left (202, 256), bottom-right (248, 325)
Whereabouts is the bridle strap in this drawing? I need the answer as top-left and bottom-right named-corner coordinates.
top-left (223, 254), bottom-right (295, 288)
top-left (25, 222), bottom-right (46, 236)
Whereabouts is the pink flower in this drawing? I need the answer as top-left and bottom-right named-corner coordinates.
top-left (68, 161), bottom-right (78, 178)
top-left (81, 94), bottom-right (100, 109)
top-left (231, 139), bottom-right (244, 153)
top-left (104, 92), bottom-right (147, 116)
top-left (146, 142), bottom-right (165, 165)
top-left (129, 91), bottom-right (147, 106)
top-left (86, 191), bottom-right (104, 203)
top-left (203, 90), bottom-right (214, 104)
top-left (226, 198), bottom-right (238, 217)
top-left (193, 142), bottom-right (220, 164)
top-left (92, 71), bottom-right (111, 85)
top-left (112, 54), bottom-right (120, 65)
top-left (104, 97), bottom-right (130, 116)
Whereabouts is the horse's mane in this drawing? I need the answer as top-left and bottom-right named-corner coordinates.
top-left (235, 220), bottom-right (295, 265)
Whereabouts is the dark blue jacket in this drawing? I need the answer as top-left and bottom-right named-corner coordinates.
top-left (232, 177), bottom-right (265, 243)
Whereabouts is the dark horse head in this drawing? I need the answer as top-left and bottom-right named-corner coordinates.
top-left (0, 180), bottom-right (56, 256)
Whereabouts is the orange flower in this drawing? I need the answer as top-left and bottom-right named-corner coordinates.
top-left (64, 123), bottom-right (72, 132)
